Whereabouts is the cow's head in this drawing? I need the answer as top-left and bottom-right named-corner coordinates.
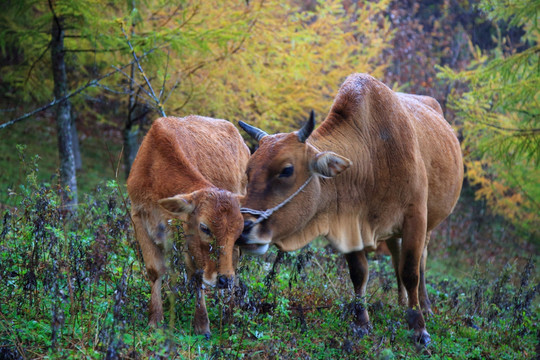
top-left (159, 189), bottom-right (242, 289)
top-left (237, 111), bottom-right (351, 254)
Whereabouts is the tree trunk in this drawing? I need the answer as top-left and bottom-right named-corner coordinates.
top-left (71, 113), bottom-right (82, 171)
top-left (123, 121), bottom-right (139, 180)
top-left (51, 16), bottom-right (78, 210)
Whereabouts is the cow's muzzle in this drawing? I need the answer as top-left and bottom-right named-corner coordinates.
top-left (236, 219), bottom-right (271, 255)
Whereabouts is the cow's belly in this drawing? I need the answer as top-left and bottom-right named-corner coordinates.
top-left (326, 213), bottom-right (402, 253)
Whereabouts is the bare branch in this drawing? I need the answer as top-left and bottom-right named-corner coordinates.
top-left (172, 77), bottom-right (194, 112)
top-left (24, 41), bottom-right (52, 86)
top-left (120, 23), bottom-right (166, 117)
top-left (96, 83), bottom-right (132, 96)
top-left (112, 65), bottom-right (154, 100)
top-left (0, 49), bottom-right (155, 130)
top-left (159, 49), bottom-right (170, 103)
top-left (478, 120), bottom-right (540, 134)
top-left (64, 47), bottom-right (129, 53)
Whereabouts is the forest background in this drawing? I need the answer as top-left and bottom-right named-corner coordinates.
top-left (0, 0), bottom-right (538, 359)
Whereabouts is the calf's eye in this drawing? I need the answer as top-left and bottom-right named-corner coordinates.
top-left (279, 165), bottom-right (294, 178)
top-left (199, 223), bottom-right (211, 236)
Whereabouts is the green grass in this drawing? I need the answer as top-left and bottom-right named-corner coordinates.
top-left (0, 121), bottom-right (123, 207)
top-left (0, 148), bottom-right (538, 359)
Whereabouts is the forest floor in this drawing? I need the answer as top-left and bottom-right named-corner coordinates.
top-left (0, 128), bottom-right (538, 359)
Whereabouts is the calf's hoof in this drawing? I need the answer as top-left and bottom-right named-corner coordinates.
top-left (414, 329), bottom-right (431, 346)
top-left (194, 323), bottom-right (211, 339)
top-left (148, 314), bottom-right (164, 328)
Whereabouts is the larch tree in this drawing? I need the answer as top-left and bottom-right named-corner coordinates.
top-left (179, 0), bottom-right (393, 136)
top-left (112, 0), bottom-right (256, 178)
top-left (1, 0), bottom-right (126, 209)
top-left (439, 0), bottom-right (539, 234)
top-left (50, 5), bottom-right (78, 208)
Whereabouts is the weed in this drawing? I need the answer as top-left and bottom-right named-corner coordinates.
top-left (0, 153), bottom-right (538, 359)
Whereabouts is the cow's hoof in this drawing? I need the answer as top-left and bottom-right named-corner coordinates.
top-left (413, 329), bottom-right (431, 347)
top-left (421, 306), bottom-right (434, 317)
top-left (351, 321), bottom-right (372, 338)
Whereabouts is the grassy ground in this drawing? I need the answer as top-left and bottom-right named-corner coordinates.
top-left (0, 117), bottom-right (123, 207)
top-left (0, 141), bottom-right (538, 359)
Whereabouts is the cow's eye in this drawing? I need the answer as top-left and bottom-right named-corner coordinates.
top-left (279, 165), bottom-right (294, 178)
top-left (199, 223), bottom-right (211, 236)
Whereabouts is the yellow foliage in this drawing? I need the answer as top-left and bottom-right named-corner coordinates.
top-left (464, 156), bottom-right (539, 231)
top-left (174, 0), bottom-right (393, 132)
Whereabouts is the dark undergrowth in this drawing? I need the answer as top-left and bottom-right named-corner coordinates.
top-left (0, 153), bottom-right (538, 359)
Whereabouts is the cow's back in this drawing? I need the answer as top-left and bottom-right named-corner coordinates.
top-left (310, 73), bottom-right (462, 251)
top-left (127, 116), bottom-right (250, 206)
top-left (397, 94), bottom-right (463, 229)
top-left (158, 116), bottom-right (250, 194)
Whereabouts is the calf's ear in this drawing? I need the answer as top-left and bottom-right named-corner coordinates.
top-left (234, 193), bottom-right (245, 203)
top-left (310, 151), bottom-right (352, 178)
top-left (158, 194), bottom-right (196, 215)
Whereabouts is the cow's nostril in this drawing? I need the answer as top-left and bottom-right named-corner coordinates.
top-left (243, 220), bottom-right (254, 232)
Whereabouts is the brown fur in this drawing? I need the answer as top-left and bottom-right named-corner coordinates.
top-left (239, 74), bottom-right (463, 344)
top-left (127, 115), bottom-right (250, 336)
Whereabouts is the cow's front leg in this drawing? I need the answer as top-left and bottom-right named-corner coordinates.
top-left (401, 211), bottom-right (430, 346)
top-left (386, 238), bottom-right (408, 306)
top-left (345, 250), bottom-right (371, 335)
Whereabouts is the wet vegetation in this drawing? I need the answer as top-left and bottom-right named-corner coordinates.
top-left (0, 151), bottom-right (538, 359)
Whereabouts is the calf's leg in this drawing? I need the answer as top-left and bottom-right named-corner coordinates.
top-left (194, 287), bottom-right (211, 338)
top-left (133, 213), bottom-right (166, 326)
top-left (185, 254), bottom-right (211, 338)
top-left (345, 250), bottom-right (370, 333)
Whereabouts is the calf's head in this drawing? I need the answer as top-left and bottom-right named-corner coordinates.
top-left (238, 111), bottom-right (351, 254)
top-left (159, 189), bottom-right (242, 288)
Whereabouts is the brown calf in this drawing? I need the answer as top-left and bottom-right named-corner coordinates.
top-left (127, 115), bottom-right (249, 337)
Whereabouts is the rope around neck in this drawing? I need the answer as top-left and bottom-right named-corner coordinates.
top-left (240, 175), bottom-right (314, 225)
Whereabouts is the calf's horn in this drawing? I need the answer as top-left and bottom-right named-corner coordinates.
top-left (298, 110), bottom-right (315, 143)
top-left (238, 121), bottom-right (268, 142)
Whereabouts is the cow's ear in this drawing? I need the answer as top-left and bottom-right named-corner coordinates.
top-left (310, 151), bottom-right (352, 178)
top-left (158, 194), bottom-right (196, 215)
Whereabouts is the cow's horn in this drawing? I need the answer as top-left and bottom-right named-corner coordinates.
top-left (298, 110), bottom-right (315, 143)
top-left (238, 121), bottom-right (268, 142)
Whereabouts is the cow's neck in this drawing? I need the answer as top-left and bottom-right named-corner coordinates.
top-left (272, 174), bottom-right (337, 252)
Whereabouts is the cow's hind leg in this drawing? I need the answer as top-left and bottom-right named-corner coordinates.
top-left (345, 250), bottom-right (371, 336)
top-left (419, 232), bottom-right (432, 315)
top-left (133, 213), bottom-right (166, 326)
top-left (386, 238), bottom-right (407, 306)
top-left (400, 209), bottom-right (431, 346)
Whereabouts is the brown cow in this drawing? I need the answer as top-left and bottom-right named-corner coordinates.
top-left (127, 115), bottom-right (250, 337)
top-left (237, 73), bottom-right (463, 345)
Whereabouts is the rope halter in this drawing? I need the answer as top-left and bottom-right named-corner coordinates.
top-left (240, 175), bottom-right (314, 225)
